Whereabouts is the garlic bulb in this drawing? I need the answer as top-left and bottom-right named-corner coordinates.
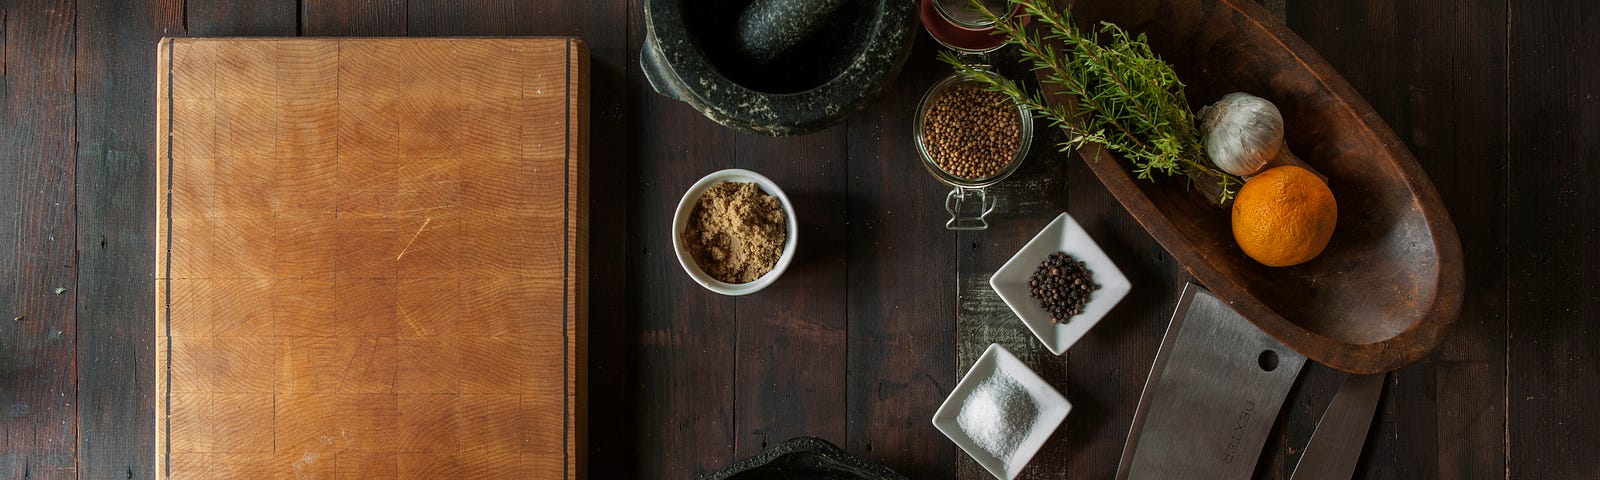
top-left (1199, 92), bottom-right (1289, 177)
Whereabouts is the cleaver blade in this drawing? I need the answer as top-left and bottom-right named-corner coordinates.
top-left (1116, 283), bottom-right (1307, 480)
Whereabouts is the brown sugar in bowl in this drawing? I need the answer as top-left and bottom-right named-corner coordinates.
top-left (672, 169), bottom-right (799, 296)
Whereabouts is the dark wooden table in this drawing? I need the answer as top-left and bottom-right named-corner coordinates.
top-left (2, 1), bottom-right (1595, 478)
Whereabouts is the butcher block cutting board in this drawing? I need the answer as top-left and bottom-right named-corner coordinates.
top-left (154, 38), bottom-right (588, 479)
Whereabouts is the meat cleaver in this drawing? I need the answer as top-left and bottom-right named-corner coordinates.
top-left (1116, 283), bottom-right (1307, 479)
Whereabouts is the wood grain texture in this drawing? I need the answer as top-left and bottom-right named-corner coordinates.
top-left (843, 36), bottom-right (958, 479)
top-left (0, 1), bottom-right (79, 478)
top-left (406, 0), bottom-right (528, 36)
top-left (1508, 0), bottom-right (1600, 478)
top-left (398, 1), bottom-right (632, 476)
top-left (301, 0), bottom-right (406, 36)
top-left (564, 39), bottom-right (590, 480)
top-left (536, 6), bottom-right (631, 480)
top-left (74, 1), bottom-right (183, 479)
top-left (154, 38), bottom-right (587, 479)
top-left (184, 2), bottom-right (298, 36)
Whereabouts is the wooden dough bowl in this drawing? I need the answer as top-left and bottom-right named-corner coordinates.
top-left (1045, 0), bottom-right (1464, 374)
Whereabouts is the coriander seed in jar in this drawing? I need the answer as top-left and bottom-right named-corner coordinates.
top-left (914, 72), bottom-right (1034, 230)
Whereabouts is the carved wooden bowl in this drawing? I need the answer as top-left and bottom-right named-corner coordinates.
top-left (1044, 0), bottom-right (1463, 374)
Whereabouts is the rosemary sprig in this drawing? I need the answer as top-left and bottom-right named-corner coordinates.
top-left (941, 0), bottom-right (1243, 203)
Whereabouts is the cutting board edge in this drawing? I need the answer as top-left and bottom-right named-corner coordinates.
top-left (564, 37), bottom-right (591, 480)
top-left (153, 37), bottom-right (171, 480)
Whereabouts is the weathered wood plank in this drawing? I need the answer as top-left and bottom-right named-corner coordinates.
top-left (843, 38), bottom-right (959, 479)
top-left (74, 1), bottom-right (183, 478)
top-left (0, 1), bottom-right (78, 478)
top-left (1507, 0), bottom-right (1600, 477)
top-left (406, 0), bottom-right (527, 36)
top-left (301, 0), bottom-right (405, 36)
top-left (185, 2), bottom-right (297, 36)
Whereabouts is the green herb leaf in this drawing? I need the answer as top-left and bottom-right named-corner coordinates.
top-left (943, 0), bottom-right (1243, 203)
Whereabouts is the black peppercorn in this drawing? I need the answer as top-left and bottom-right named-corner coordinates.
top-left (1027, 251), bottom-right (1099, 324)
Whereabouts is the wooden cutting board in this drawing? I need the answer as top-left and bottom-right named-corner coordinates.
top-left (154, 38), bottom-right (588, 479)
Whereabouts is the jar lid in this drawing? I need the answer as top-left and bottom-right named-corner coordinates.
top-left (933, 0), bottom-right (1013, 30)
top-left (919, 0), bottom-right (1022, 54)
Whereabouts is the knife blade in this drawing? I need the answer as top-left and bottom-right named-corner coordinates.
top-left (1116, 283), bottom-right (1307, 480)
top-left (1288, 372), bottom-right (1386, 480)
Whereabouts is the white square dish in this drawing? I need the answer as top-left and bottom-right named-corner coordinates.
top-left (932, 344), bottom-right (1072, 480)
top-left (990, 213), bottom-right (1131, 356)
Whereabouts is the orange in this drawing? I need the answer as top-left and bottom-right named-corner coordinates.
top-left (1231, 166), bottom-right (1337, 267)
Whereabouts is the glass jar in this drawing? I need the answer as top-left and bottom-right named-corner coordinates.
top-left (914, 72), bottom-right (1035, 230)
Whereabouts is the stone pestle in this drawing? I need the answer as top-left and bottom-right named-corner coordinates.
top-left (736, 0), bottom-right (847, 65)
top-left (640, 0), bottom-right (915, 135)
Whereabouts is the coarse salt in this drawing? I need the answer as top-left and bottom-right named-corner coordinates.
top-left (956, 370), bottom-right (1039, 463)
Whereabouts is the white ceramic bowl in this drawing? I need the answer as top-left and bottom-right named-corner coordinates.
top-left (672, 169), bottom-right (798, 296)
top-left (933, 343), bottom-right (1072, 480)
top-left (990, 213), bottom-right (1131, 356)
